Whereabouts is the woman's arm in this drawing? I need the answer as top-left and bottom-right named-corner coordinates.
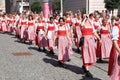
top-left (113, 40), bottom-right (120, 54)
top-left (94, 31), bottom-right (101, 40)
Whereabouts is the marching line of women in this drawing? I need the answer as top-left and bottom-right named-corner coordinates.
top-left (0, 10), bottom-right (120, 79)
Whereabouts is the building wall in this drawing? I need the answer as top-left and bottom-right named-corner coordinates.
top-left (64, 0), bottom-right (86, 13)
top-left (89, 0), bottom-right (106, 13)
top-left (64, 0), bottom-right (106, 14)
top-left (0, 0), bottom-right (6, 13)
top-left (118, 7), bottom-right (120, 16)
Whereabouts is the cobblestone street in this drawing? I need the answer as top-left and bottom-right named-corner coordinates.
top-left (0, 32), bottom-right (109, 80)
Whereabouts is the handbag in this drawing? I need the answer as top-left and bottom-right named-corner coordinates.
top-left (118, 55), bottom-right (120, 66)
top-left (79, 37), bottom-right (84, 47)
top-left (55, 38), bottom-right (58, 46)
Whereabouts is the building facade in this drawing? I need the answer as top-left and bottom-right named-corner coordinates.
top-left (0, 0), bottom-right (6, 13)
top-left (64, 0), bottom-right (106, 14)
top-left (64, 0), bottom-right (118, 16)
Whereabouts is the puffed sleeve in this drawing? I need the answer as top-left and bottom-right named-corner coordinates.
top-left (91, 22), bottom-right (96, 33)
top-left (45, 23), bottom-right (48, 29)
top-left (112, 26), bottom-right (119, 40)
top-left (54, 23), bottom-right (58, 31)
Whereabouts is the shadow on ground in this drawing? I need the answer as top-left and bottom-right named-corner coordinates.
top-left (43, 58), bottom-right (84, 74)
top-left (14, 40), bottom-right (30, 45)
top-left (43, 58), bottom-right (102, 80)
top-left (80, 76), bottom-right (102, 80)
top-left (28, 46), bottom-right (58, 59)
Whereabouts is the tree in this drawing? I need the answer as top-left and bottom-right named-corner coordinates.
top-left (52, 0), bottom-right (65, 11)
top-left (53, 0), bottom-right (61, 11)
top-left (31, 1), bottom-right (42, 13)
top-left (104, 0), bottom-right (120, 16)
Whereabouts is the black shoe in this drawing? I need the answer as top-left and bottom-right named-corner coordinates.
top-left (43, 48), bottom-right (47, 52)
top-left (77, 48), bottom-right (80, 53)
top-left (67, 59), bottom-right (71, 62)
top-left (29, 41), bottom-right (32, 45)
top-left (58, 61), bottom-right (63, 65)
top-left (38, 47), bottom-right (42, 51)
top-left (49, 50), bottom-right (55, 55)
top-left (97, 58), bottom-right (104, 63)
top-left (58, 61), bottom-right (67, 68)
top-left (85, 71), bottom-right (93, 78)
top-left (82, 66), bottom-right (87, 72)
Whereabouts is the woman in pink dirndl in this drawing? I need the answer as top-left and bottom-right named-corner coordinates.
top-left (65, 12), bottom-right (73, 57)
top-left (93, 15), bottom-right (102, 59)
top-left (36, 17), bottom-right (47, 51)
top-left (27, 15), bottom-right (36, 44)
top-left (1, 14), bottom-right (8, 33)
top-left (108, 18), bottom-right (120, 80)
top-left (73, 13), bottom-right (82, 52)
top-left (20, 15), bottom-right (28, 42)
top-left (7, 15), bottom-right (14, 33)
top-left (56, 17), bottom-right (71, 67)
top-left (98, 19), bottom-right (112, 61)
top-left (46, 17), bottom-right (57, 54)
top-left (0, 15), bottom-right (2, 31)
top-left (14, 14), bottom-right (21, 38)
top-left (81, 14), bottom-right (101, 78)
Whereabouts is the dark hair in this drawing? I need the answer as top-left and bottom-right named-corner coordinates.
top-left (28, 15), bottom-right (34, 20)
top-left (50, 17), bottom-right (54, 21)
top-left (89, 13), bottom-right (94, 17)
top-left (102, 18), bottom-right (107, 23)
top-left (59, 17), bottom-right (65, 22)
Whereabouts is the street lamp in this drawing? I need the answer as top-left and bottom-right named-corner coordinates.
top-left (20, 0), bottom-right (23, 13)
top-left (60, 0), bottom-right (63, 17)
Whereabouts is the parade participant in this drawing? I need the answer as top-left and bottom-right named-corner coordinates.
top-left (20, 15), bottom-right (28, 42)
top-left (12, 15), bottom-right (17, 35)
top-left (81, 13), bottom-right (101, 78)
top-left (55, 17), bottom-right (72, 68)
top-left (0, 14), bottom-right (2, 31)
top-left (93, 15), bottom-right (102, 59)
top-left (97, 19), bottom-right (112, 62)
top-left (65, 12), bottom-right (73, 57)
top-left (7, 14), bottom-right (14, 33)
top-left (108, 17), bottom-right (120, 80)
top-left (46, 17), bottom-right (57, 54)
top-left (39, 12), bottom-right (46, 23)
top-left (16, 14), bottom-right (22, 38)
top-left (27, 15), bottom-right (36, 44)
top-left (36, 17), bottom-right (47, 51)
top-left (54, 15), bottom-right (60, 26)
top-left (73, 13), bottom-right (82, 52)
top-left (65, 12), bottom-right (72, 26)
top-left (1, 14), bottom-right (7, 33)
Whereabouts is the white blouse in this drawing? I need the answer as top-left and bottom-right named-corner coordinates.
top-left (112, 26), bottom-right (119, 40)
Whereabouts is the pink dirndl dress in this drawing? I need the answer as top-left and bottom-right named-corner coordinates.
top-left (20, 20), bottom-right (27, 39)
top-left (0, 18), bottom-right (2, 31)
top-left (47, 25), bottom-right (55, 50)
top-left (100, 29), bottom-right (112, 58)
top-left (7, 19), bottom-right (13, 32)
top-left (81, 27), bottom-right (96, 65)
top-left (58, 29), bottom-right (69, 62)
top-left (74, 22), bottom-right (82, 47)
top-left (108, 25), bottom-right (120, 80)
top-left (28, 21), bottom-right (35, 41)
top-left (1, 19), bottom-right (7, 32)
top-left (36, 24), bottom-right (48, 47)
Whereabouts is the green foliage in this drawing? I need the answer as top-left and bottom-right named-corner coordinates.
top-left (81, 8), bottom-right (86, 14)
top-left (31, 1), bottom-right (42, 13)
top-left (53, 0), bottom-right (61, 10)
top-left (104, 0), bottom-right (120, 10)
top-left (53, 0), bottom-right (65, 11)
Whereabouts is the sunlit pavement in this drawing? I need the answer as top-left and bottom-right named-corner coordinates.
top-left (0, 32), bottom-right (109, 80)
